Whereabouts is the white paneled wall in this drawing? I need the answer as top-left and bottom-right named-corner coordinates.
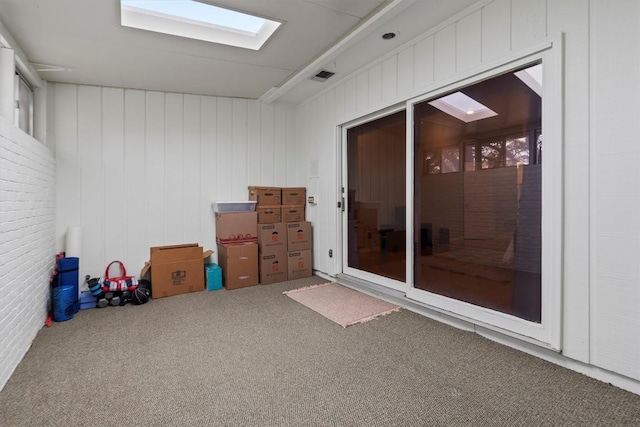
top-left (0, 118), bottom-right (55, 391)
top-left (590, 0), bottom-right (640, 381)
top-left (53, 84), bottom-right (297, 280)
top-left (296, 0), bottom-right (640, 385)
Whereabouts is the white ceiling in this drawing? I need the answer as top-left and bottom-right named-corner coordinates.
top-left (0, 0), bottom-right (479, 104)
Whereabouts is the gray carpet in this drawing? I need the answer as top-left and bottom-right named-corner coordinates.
top-left (2, 275), bottom-right (640, 426)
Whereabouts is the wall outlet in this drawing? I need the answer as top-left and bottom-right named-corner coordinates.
top-left (308, 196), bottom-right (315, 204)
top-left (329, 249), bottom-right (333, 258)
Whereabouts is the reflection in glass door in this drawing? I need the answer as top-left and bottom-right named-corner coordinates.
top-left (345, 110), bottom-right (406, 283)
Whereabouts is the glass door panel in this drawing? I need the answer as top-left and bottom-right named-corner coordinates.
top-left (345, 110), bottom-right (406, 283)
top-left (413, 62), bottom-right (542, 322)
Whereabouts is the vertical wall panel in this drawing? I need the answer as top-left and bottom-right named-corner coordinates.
top-left (321, 88), bottom-right (337, 274)
top-left (200, 96), bottom-right (217, 249)
top-left (286, 106), bottom-right (297, 185)
top-left (345, 77), bottom-right (358, 119)
top-left (414, 36), bottom-right (435, 90)
top-left (124, 90), bottom-right (147, 267)
top-left (145, 91), bottom-right (166, 247)
top-left (164, 93), bottom-right (184, 244)
top-left (306, 94), bottom-right (327, 273)
top-left (511, 0), bottom-right (547, 51)
top-left (333, 84), bottom-right (346, 124)
top-left (456, 10), bottom-right (482, 72)
top-left (54, 84), bottom-right (79, 253)
top-left (102, 88), bottom-right (126, 263)
top-left (216, 97), bottom-right (233, 199)
top-left (260, 103), bottom-right (275, 185)
top-left (368, 63), bottom-right (383, 108)
top-left (547, 0), bottom-right (590, 363)
top-left (482, 0), bottom-right (511, 62)
top-left (381, 55), bottom-right (398, 103)
top-left (183, 94), bottom-right (201, 243)
top-left (247, 100), bottom-right (262, 187)
top-left (356, 72), bottom-right (369, 114)
top-left (231, 98), bottom-right (248, 198)
top-left (434, 24), bottom-right (456, 82)
top-left (397, 46), bottom-right (415, 96)
top-left (274, 104), bottom-right (288, 187)
top-left (77, 86), bottom-right (103, 276)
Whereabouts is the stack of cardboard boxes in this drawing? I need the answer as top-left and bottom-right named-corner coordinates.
top-left (249, 186), bottom-right (313, 284)
top-left (215, 203), bottom-right (259, 290)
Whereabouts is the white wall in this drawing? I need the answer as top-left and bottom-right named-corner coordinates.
top-left (52, 84), bottom-right (298, 281)
top-left (590, 0), bottom-right (640, 381)
top-left (296, 0), bottom-right (640, 385)
top-left (0, 117), bottom-right (56, 391)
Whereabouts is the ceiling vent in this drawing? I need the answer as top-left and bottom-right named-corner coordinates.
top-left (311, 70), bottom-right (335, 82)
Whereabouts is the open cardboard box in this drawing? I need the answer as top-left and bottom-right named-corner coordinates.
top-left (140, 243), bottom-right (213, 298)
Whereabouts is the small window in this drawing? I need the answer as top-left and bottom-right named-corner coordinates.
top-left (441, 147), bottom-right (460, 173)
top-left (424, 150), bottom-right (441, 175)
top-left (535, 129), bottom-right (543, 164)
top-left (424, 146), bottom-right (460, 175)
top-left (505, 137), bottom-right (530, 166)
top-left (480, 141), bottom-right (504, 169)
top-left (15, 71), bottom-right (33, 136)
top-left (464, 143), bottom-right (476, 171)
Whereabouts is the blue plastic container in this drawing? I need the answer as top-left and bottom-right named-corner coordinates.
top-left (57, 257), bottom-right (79, 313)
top-left (205, 263), bottom-right (223, 291)
top-left (79, 291), bottom-right (97, 310)
top-left (53, 284), bottom-right (76, 322)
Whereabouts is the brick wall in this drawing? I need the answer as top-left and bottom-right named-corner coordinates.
top-left (0, 117), bottom-right (56, 392)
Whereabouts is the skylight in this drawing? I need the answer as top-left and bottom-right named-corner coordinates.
top-left (429, 92), bottom-right (498, 123)
top-left (120, 1), bottom-right (281, 50)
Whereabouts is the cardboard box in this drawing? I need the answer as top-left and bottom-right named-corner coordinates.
top-left (259, 252), bottom-right (288, 285)
top-left (141, 244), bottom-right (211, 298)
top-left (257, 222), bottom-right (287, 255)
top-left (287, 221), bottom-right (312, 251)
top-left (217, 242), bottom-right (259, 290)
top-left (288, 250), bottom-right (312, 280)
top-left (215, 211), bottom-right (258, 244)
top-left (281, 205), bottom-right (305, 223)
top-left (282, 187), bottom-right (306, 205)
top-left (256, 205), bottom-right (281, 224)
top-left (248, 186), bottom-right (282, 205)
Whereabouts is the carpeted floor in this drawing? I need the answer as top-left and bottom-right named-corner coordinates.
top-left (2, 275), bottom-right (640, 426)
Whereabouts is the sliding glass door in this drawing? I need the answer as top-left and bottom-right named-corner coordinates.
top-left (341, 50), bottom-right (561, 347)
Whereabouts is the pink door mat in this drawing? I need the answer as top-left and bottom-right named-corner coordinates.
top-left (284, 282), bottom-right (400, 328)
